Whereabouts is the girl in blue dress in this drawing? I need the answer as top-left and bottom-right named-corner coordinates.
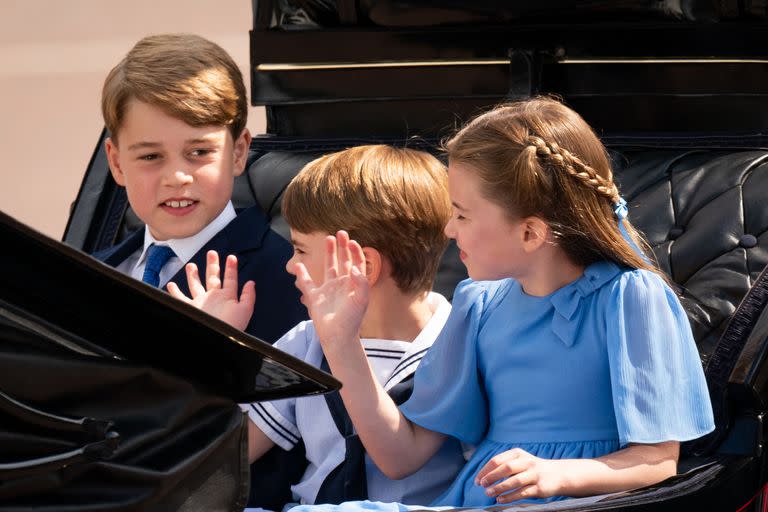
top-left (289, 97), bottom-right (715, 508)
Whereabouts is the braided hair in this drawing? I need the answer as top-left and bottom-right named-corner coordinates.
top-left (527, 136), bottom-right (620, 204)
top-left (444, 96), bottom-right (661, 278)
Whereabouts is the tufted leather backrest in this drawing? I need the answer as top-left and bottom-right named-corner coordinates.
top-left (612, 149), bottom-right (768, 365)
top-left (240, 151), bottom-right (326, 240)
top-left (239, 145), bottom-right (768, 365)
top-left (117, 143), bottom-right (768, 362)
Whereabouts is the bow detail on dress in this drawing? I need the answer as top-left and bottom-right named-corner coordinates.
top-left (549, 261), bottom-right (622, 347)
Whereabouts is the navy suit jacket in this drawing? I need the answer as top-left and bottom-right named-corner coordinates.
top-left (94, 206), bottom-right (307, 343)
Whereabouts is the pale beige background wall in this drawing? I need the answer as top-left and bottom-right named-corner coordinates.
top-left (0, 0), bottom-right (266, 240)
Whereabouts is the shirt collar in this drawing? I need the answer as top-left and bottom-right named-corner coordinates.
top-left (137, 202), bottom-right (237, 265)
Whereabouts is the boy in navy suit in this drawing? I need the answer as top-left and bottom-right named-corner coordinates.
top-left (95, 33), bottom-right (306, 342)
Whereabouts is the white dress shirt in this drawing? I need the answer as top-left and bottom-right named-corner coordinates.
top-left (116, 202), bottom-right (237, 287)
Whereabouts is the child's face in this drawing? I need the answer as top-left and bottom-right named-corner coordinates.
top-left (285, 229), bottom-right (330, 300)
top-left (444, 162), bottom-right (531, 281)
top-left (105, 100), bottom-right (250, 241)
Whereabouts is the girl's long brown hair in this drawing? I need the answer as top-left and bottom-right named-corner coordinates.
top-left (445, 97), bottom-right (663, 279)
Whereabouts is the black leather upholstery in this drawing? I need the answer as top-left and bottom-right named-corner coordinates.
top-left (241, 151), bottom-right (326, 240)
top-left (613, 149), bottom-right (768, 365)
top-left (119, 143), bottom-right (768, 365)
top-left (242, 145), bottom-right (768, 365)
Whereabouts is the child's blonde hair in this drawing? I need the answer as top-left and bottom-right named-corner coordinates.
top-left (445, 96), bottom-right (660, 277)
top-left (283, 145), bottom-right (451, 295)
top-left (102, 33), bottom-right (248, 143)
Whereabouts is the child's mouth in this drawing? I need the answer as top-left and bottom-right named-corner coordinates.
top-left (160, 199), bottom-right (198, 215)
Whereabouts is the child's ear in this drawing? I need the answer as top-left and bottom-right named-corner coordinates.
top-left (105, 137), bottom-right (126, 186)
top-left (232, 128), bottom-right (252, 177)
top-left (521, 217), bottom-right (550, 253)
top-left (361, 246), bottom-right (382, 286)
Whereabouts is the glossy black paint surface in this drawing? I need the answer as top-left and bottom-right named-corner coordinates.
top-left (1, 210), bottom-right (339, 403)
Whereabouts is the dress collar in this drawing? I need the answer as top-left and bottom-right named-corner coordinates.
top-left (548, 261), bottom-right (622, 347)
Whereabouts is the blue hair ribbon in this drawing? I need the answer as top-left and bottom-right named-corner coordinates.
top-left (613, 197), bottom-right (628, 221)
top-left (614, 197), bottom-right (650, 263)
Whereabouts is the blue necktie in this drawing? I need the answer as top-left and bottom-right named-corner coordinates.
top-left (142, 244), bottom-right (176, 287)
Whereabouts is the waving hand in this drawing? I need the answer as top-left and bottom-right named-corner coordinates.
top-left (167, 250), bottom-right (256, 331)
top-left (290, 231), bottom-right (369, 348)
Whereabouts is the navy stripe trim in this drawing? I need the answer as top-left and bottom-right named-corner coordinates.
top-left (385, 348), bottom-right (429, 387)
top-left (250, 403), bottom-right (300, 445)
top-left (364, 349), bottom-right (406, 357)
top-left (390, 348), bottom-right (429, 378)
top-left (363, 347), bottom-right (407, 354)
top-left (365, 354), bottom-right (403, 360)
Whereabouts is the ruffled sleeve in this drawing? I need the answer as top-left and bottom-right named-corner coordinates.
top-left (606, 270), bottom-right (715, 447)
top-left (400, 278), bottom-right (510, 445)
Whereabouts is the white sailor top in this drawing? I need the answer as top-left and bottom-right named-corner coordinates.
top-left (244, 292), bottom-right (465, 506)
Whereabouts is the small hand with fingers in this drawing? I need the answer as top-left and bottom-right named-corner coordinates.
top-left (290, 230), bottom-right (369, 349)
top-left (167, 250), bottom-right (256, 331)
top-left (475, 448), bottom-right (564, 503)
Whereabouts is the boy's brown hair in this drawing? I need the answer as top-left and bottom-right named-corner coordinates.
top-left (283, 145), bottom-right (451, 295)
top-left (102, 33), bottom-right (247, 143)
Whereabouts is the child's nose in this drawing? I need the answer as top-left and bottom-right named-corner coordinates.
top-left (164, 168), bottom-right (194, 186)
top-left (444, 218), bottom-right (456, 239)
top-left (285, 256), bottom-right (296, 275)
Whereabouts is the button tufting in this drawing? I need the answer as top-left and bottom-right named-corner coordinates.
top-left (740, 234), bottom-right (758, 248)
top-left (669, 227), bottom-right (684, 240)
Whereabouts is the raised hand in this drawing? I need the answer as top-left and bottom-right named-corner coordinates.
top-left (290, 231), bottom-right (369, 349)
top-left (167, 250), bottom-right (256, 331)
top-left (475, 448), bottom-right (564, 503)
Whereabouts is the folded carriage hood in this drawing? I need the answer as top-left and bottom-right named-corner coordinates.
top-left (0, 209), bottom-right (339, 403)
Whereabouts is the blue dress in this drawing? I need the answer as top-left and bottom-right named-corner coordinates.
top-left (289, 261), bottom-right (715, 511)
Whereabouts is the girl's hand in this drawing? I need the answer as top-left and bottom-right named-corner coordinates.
top-left (475, 448), bottom-right (565, 503)
top-left (167, 250), bottom-right (256, 331)
top-left (291, 230), bottom-right (369, 350)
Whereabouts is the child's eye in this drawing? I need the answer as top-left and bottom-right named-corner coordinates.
top-left (451, 208), bottom-right (467, 221)
top-left (293, 247), bottom-right (305, 255)
top-left (190, 148), bottom-right (214, 157)
top-left (138, 153), bottom-right (160, 161)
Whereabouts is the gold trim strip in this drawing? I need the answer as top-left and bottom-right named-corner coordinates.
top-left (257, 60), bottom-right (508, 71)
top-left (257, 58), bottom-right (768, 72)
top-left (561, 58), bottom-right (768, 64)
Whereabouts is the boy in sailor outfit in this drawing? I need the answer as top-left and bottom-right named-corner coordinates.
top-left (172, 145), bottom-right (465, 509)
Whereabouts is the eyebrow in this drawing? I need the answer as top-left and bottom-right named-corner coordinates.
top-left (185, 137), bottom-right (219, 145)
top-left (126, 136), bottom-right (220, 152)
top-left (451, 201), bottom-right (467, 210)
top-left (127, 141), bottom-right (161, 151)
